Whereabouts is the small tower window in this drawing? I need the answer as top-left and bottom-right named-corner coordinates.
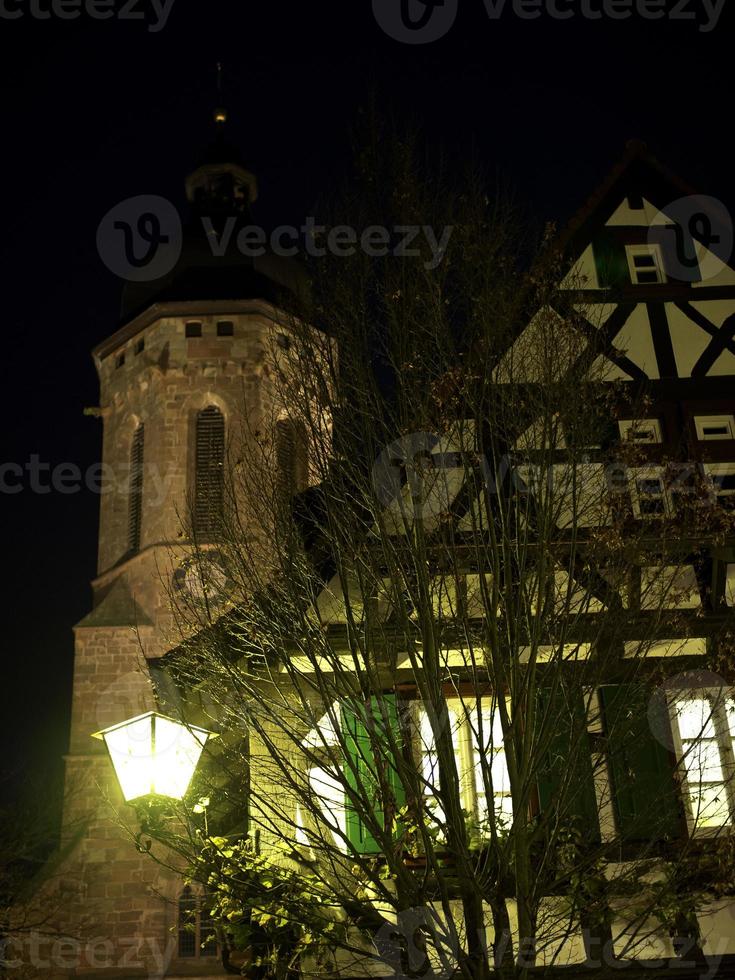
top-left (625, 244), bottom-right (665, 285)
top-left (276, 417), bottom-right (308, 499)
top-left (115, 351), bottom-right (126, 369)
top-left (194, 406), bottom-right (225, 538)
top-left (134, 338), bottom-right (145, 355)
top-left (186, 321), bottom-right (203, 338)
top-left (216, 320), bottom-right (234, 337)
top-left (178, 886), bottom-right (217, 959)
top-left (127, 423), bottom-right (145, 555)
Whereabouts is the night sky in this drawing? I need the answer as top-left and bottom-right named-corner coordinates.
top-left (1, 0), bottom-right (732, 808)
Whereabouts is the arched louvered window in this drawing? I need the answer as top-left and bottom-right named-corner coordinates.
top-left (276, 417), bottom-right (308, 499)
top-left (178, 886), bottom-right (217, 959)
top-left (194, 406), bottom-right (225, 538)
top-left (127, 423), bottom-right (145, 554)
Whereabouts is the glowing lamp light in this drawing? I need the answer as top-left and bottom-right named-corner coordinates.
top-left (92, 711), bottom-right (218, 803)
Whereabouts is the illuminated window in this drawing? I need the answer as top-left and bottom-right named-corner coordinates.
top-left (418, 698), bottom-right (512, 836)
top-left (625, 244), bottom-right (665, 284)
top-left (669, 691), bottom-right (735, 832)
top-left (297, 698), bottom-right (512, 853)
top-left (177, 886), bottom-right (217, 958)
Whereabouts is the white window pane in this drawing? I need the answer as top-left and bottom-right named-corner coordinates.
top-left (309, 766), bottom-right (346, 845)
top-left (688, 784), bottom-right (732, 828)
top-left (676, 698), bottom-right (717, 739)
top-left (303, 706), bottom-right (340, 748)
top-left (420, 707), bottom-right (460, 791)
top-left (469, 704), bottom-right (504, 749)
top-left (682, 739), bottom-right (724, 784)
top-left (726, 699), bottom-right (735, 739)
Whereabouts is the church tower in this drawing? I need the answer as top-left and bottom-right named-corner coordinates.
top-left (54, 110), bottom-right (305, 978)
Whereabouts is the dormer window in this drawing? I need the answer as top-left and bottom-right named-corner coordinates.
top-left (626, 244), bottom-right (665, 285)
top-left (618, 419), bottom-right (662, 444)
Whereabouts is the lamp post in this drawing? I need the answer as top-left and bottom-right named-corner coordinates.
top-left (92, 710), bottom-right (218, 803)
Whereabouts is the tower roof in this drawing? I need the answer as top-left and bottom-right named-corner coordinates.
top-left (118, 104), bottom-right (305, 324)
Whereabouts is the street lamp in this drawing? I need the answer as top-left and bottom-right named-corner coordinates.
top-left (92, 711), bottom-right (218, 803)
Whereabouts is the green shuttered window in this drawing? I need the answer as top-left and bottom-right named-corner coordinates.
top-left (600, 684), bottom-right (682, 841)
top-left (341, 695), bottom-right (406, 854)
top-left (536, 685), bottom-right (599, 842)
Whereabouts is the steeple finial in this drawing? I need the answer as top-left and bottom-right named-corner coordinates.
top-left (214, 61), bottom-right (227, 127)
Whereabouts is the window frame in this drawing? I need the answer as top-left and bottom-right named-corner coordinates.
top-left (415, 696), bottom-right (513, 838)
top-left (629, 466), bottom-right (672, 519)
top-left (694, 415), bottom-right (735, 442)
top-left (625, 244), bottom-right (666, 285)
top-left (667, 688), bottom-right (735, 836)
top-left (618, 418), bottom-right (663, 444)
top-left (703, 463), bottom-right (735, 508)
top-left (177, 885), bottom-right (218, 960)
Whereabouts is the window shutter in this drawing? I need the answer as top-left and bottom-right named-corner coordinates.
top-left (194, 407), bottom-right (225, 538)
top-left (600, 684), bottom-right (682, 841)
top-left (342, 695), bottom-right (405, 854)
top-left (592, 230), bottom-right (629, 289)
top-left (536, 684), bottom-right (599, 842)
top-left (127, 423), bottom-right (144, 554)
top-left (276, 418), bottom-right (308, 499)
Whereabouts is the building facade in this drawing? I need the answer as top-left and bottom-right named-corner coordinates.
top-left (32, 139), bottom-right (735, 977)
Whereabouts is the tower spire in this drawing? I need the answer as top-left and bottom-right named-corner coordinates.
top-left (214, 61), bottom-right (227, 127)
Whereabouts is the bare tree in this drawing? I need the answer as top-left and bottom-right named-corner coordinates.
top-left (140, 128), bottom-right (735, 980)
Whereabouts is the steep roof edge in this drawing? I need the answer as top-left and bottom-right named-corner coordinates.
top-left (555, 139), bottom-right (701, 259)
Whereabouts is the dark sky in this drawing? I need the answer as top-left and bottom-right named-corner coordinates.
top-left (0, 0), bottom-right (732, 806)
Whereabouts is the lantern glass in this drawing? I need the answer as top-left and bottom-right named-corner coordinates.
top-left (92, 711), bottom-right (215, 802)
